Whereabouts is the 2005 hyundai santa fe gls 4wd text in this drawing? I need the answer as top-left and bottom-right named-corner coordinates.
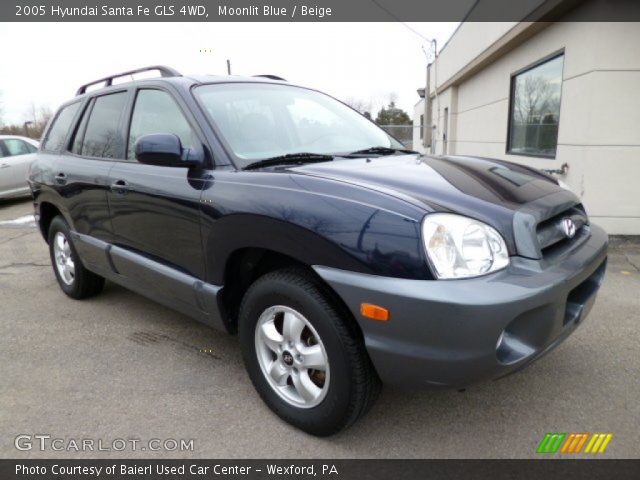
top-left (29, 66), bottom-right (608, 436)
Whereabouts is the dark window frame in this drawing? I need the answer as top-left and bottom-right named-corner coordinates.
top-left (69, 97), bottom-right (96, 155)
top-left (506, 50), bottom-right (565, 160)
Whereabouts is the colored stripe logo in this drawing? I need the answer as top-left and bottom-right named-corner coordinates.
top-left (537, 433), bottom-right (613, 454)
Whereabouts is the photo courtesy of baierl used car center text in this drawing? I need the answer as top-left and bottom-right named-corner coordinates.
top-left (0, 0), bottom-right (639, 478)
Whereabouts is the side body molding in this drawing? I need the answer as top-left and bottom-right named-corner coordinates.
top-left (71, 231), bottom-right (226, 331)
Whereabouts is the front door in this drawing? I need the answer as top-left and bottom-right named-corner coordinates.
top-left (107, 88), bottom-right (208, 280)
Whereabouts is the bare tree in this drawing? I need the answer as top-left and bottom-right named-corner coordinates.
top-left (343, 97), bottom-right (374, 117)
top-left (514, 76), bottom-right (554, 124)
top-left (0, 102), bottom-right (53, 139)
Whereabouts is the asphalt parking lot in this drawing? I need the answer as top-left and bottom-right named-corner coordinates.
top-left (1, 197), bottom-right (639, 459)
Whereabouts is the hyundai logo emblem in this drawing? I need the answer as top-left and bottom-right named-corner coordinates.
top-left (562, 218), bottom-right (576, 238)
top-left (282, 351), bottom-right (294, 366)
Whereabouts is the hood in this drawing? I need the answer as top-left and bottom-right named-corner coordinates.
top-left (288, 154), bottom-right (580, 255)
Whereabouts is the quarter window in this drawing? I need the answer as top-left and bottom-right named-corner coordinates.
top-left (42, 102), bottom-right (81, 152)
top-left (508, 54), bottom-right (564, 158)
top-left (81, 92), bottom-right (128, 159)
top-left (127, 89), bottom-right (194, 160)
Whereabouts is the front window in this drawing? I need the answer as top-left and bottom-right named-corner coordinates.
top-left (127, 89), bottom-right (196, 160)
top-left (508, 54), bottom-right (564, 158)
top-left (194, 83), bottom-right (402, 168)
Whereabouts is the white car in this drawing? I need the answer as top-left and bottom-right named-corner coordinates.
top-left (0, 135), bottom-right (39, 199)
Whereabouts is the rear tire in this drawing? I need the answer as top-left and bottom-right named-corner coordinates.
top-left (48, 216), bottom-right (104, 299)
top-left (239, 268), bottom-right (380, 436)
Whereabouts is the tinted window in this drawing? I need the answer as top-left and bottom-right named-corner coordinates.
top-left (127, 89), bottom-right (194, 160)
top-left (42, 102), bottom-right (80, 152)
top-left (71, 99), bottom-right (94, 155)
top-left (81, 92), bottom-right (127, 158)
top-left (508, 54), bottom-right (564, 158)
top-left (2, 139), bottom-right (31, 156)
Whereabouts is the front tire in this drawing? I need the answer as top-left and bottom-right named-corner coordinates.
top-left (239, 268), bottom-right (380, 436)
top-left (48, 216), bottom-right (104, 299)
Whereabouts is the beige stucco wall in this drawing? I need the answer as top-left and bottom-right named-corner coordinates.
top-left (415, 18), bottom-right (640, 234)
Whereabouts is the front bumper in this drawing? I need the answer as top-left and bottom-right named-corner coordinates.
top-left (313, 224), bottom-right (608, 388)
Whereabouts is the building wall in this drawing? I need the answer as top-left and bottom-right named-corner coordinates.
top-left (412, 99), bottom-right (425, 151)
top-left (415, 14), bottom-right (640, 234)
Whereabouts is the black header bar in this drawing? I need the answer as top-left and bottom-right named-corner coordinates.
top-left (3, 0), bottom-right (640, 22)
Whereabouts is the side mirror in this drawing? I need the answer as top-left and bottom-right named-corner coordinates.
top-left (134, 133), bottom-right (200, 167)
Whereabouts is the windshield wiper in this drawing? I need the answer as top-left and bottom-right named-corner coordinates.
top-left (243, 153), bottom-right (334, 171)
top-left (344, 146), bottom-right (419, 157)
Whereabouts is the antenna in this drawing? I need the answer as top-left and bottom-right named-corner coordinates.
top-left (226, 59), bottom-right (231, 75)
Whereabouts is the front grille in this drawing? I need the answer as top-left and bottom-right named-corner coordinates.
top-left (536, 204), bottom-right (589, 257)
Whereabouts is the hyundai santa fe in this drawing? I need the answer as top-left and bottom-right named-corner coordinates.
top-left (28, 66), bottom-right (608, 436)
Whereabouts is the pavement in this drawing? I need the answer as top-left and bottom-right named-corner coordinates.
top-left (0, 197), bottom-right (639, 459)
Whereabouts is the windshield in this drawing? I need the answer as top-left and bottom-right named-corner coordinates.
top-left (194, 83), bottom-right (404, 168)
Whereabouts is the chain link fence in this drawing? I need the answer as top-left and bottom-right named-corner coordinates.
top-left (378, 124), bottom-right (422, 150)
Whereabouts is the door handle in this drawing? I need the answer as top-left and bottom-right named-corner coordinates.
top-left (55, 172), bottom-right (67, 184)
top-left (110, 179), bottom-right (130, 194)
top-left (0, 163), bottom-right (9, 169)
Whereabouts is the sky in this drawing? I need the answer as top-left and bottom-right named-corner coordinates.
top-left (0, 22), bottom-right (458, 124)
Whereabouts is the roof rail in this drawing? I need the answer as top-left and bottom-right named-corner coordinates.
top-left (253, 74), bottom-right (287, 81)
top-left (76, 65), bottom-right (181, 96)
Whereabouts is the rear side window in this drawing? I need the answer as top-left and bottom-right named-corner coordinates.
top-left (42, 102), bottom-right (81, 152)
top-left (80, 92), bottom-right (128, 159)
top-left (127, 89), bottom-right (194, 160)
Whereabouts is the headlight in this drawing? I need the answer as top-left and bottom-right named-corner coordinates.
top-left (422, 213), bottom-right (509, 279)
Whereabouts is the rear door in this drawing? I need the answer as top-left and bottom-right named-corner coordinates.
top-left (107, 87), bottom-right (209, 279)
top-left (56, 90), bottom-right (130, 242)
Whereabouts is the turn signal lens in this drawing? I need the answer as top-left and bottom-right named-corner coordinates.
top-left (360, 303), bottom-right (389, 321)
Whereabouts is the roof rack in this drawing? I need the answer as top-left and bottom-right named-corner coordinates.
top-left (253, 74), bottom-right (287, 81)
top-left (76, 65), bottom-right (181, 96)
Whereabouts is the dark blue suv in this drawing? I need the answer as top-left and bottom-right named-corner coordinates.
top-left (28, 66), bottom-right (608, 436)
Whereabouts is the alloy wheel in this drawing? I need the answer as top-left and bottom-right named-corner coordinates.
top-left (254, 305), bottom-right (330, 408)
top-left (53, 232), bottom-right (75, 285)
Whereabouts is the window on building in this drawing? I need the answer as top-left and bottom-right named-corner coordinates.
top-left (420, 114), bottom-right (424, 139)
top-left (81, 92), bottom-right (128, 159)
top-left (508, 54), bottom-right (564, 158)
